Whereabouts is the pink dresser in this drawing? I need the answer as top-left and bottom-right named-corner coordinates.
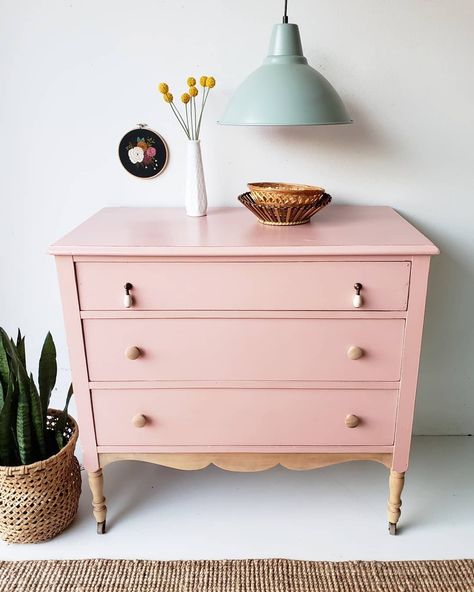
top-left (50, 206), bottom-right (438, 535)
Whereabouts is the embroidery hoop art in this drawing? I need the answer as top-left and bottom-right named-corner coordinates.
top-left (118, 124), bottom-right (169, 180)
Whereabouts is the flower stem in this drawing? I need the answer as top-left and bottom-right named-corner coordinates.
top-left (190, 96), bottom-right (195, 139)
top-left (175, 102), bottom-right (191, 137)
top-left (169, 103), bottom-right (190, 139)
top-left (185, 103), bottom-right (189, 138)
top-left (196, 87), bottom-right (210, 139)
top-left (193, 96), bottom-right (198, 139)
top-left (189, 99), bottom-right (194, 139)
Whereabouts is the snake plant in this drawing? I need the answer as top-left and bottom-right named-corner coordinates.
top-left (0, 328), bottom-right (73, 466)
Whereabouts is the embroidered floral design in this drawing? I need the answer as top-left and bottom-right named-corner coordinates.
top-left (126, 136), bottom-right (157, 169)
top-left (128, 147), bottom-right (144, 164)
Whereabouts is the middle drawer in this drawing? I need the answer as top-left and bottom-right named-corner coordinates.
top-left (83, 318), bottom-right (404, 382)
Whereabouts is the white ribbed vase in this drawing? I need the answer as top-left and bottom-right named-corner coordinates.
top-left (185, 140), bottom-right (207, 217)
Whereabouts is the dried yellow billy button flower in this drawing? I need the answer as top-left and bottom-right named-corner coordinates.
top-left (159, 72), bottom-right (215, 140)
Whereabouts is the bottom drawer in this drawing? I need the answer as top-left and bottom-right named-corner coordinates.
top-left (92, 389), bottom-right (397, 447)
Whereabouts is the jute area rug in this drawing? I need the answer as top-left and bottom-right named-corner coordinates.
top-left (0, 559), bottom-right (473, 592)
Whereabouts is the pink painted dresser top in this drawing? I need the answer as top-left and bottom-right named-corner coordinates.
top-left (49, 206), bottom-right (439, 257)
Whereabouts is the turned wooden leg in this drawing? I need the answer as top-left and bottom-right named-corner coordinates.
top-left (88, 469), bottom-right (107, 534)
top-left (387, 470), bottom-right (405, 535)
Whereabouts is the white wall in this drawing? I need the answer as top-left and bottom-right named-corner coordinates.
top-left (0, 0), bottom-right (473, 434)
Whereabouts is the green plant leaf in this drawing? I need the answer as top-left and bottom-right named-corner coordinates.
top-left (16, 329), bottom-right (26, 367)
top-left (0, 378), bottom-right (15, 465)
top-left (54, 428), bottom-right (63, 451)
top-left (54, 383), bottom-right (73, 451)
top-left (0, 333), bottom-right (10, 392)
top-left (10, 425), bottom-right (20, 466)
top-left (0, 330), bottom-right (20, 384)
top-left (16, 361), bottom-right (34, 465)
top-left (38, 332), bottom-right (57, 423)
top-left (0, 380), bottom-right (4, 411)
top-left (29, 373), bottom-right (47, 459)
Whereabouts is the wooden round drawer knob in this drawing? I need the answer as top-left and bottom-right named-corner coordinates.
top-left (347, 345), bottom-right (364, 360)
top-left (125, 346), bottom-right (141, 360)
top-left (132, 414), bottom-right (147, 428)
top-left (345, 414), bottom-right (360, 428)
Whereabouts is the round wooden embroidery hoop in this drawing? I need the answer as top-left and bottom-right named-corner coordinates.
top-left (118, 124), bottom-right (169, 180)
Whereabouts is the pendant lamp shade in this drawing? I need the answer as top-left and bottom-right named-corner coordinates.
top-left (219, 23), bottom-right (352, 126)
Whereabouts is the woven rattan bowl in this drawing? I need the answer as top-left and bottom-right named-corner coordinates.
top-left (248, 182), bottom-right (326, 206)
top-left (238, 191), bottom-right (331, 226)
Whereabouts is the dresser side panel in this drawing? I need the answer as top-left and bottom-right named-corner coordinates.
top-left (392, 255), bottom-right (431, 472)
top-left (55, 256), bottom-right (98, 471)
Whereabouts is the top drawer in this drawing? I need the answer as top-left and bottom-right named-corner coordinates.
top-left (76, 261), bottom-right (410, 311)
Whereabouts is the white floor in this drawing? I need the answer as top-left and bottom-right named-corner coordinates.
top-left (1, 436), bottom-right (473, 562)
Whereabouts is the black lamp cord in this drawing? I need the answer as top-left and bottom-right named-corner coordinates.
top-left (283, 0), bottom-right (289, 23)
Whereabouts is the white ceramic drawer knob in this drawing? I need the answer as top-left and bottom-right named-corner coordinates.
top-left (345, 414), bottom-right (360, 428)
top-left (347, 345), bottom-right (364, 360)
top-left (125, 345), bottom-right (142, 360)
top-left (123, 282), bottom-right (133, 308)
top-left (352, 282), bottom-right (363, 308)
top-left (132, 414), bottom-right (147, 428)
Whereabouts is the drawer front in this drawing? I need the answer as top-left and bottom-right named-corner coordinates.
top-left (92, 388), bottom-right (398, 446)
top-left (76, 261), bottom-right (410, 311)
top-left (83, 318), bottom-right (404, 382)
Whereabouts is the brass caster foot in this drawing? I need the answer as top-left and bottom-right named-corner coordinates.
top-left (388, 522), bottom-right (397, 535)
top-left (97, 520), bottom-right (106, 534)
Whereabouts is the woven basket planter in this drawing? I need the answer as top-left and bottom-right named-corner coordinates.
top-left (0, 410), bottom-right (81, 544)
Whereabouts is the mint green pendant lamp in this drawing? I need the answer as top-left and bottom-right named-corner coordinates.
top-left (219, 1), bottom-right (352, 126)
